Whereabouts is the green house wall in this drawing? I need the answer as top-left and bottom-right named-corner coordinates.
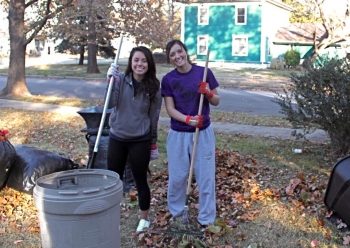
top-left (273, 44), bottom-right (346, 64)
top-left (184, 4), bottom-right (262, 63)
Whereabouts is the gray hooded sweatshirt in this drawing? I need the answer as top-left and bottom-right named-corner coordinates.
top-left (106, 73), bottom-right (161, 145)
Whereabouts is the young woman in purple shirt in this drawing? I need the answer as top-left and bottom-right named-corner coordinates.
top-left (161, 39), bottom-right (220, 231)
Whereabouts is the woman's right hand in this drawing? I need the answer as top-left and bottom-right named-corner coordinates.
top-left (185, 115), bottom-right (204, 128)
top-left (107, 63), bottom-right (120, 79)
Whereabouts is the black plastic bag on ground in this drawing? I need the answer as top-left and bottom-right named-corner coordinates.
top-left (0, 132), bottom-right (16, 190)
top-left (6, 145), bottom-right (78, 193)
top-left (87, 135), bottom-right (109, 169)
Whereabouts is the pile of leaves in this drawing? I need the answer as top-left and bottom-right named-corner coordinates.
top-left (124, 148), bottom-right (348, 247)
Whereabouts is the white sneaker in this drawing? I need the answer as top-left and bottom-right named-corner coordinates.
top-left (136, 219), bottom-right (150, 232)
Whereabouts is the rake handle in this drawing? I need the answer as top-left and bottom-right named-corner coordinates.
top-left (87, 36), bottom-right (123, 169)
top-left (185, 49), bottom-right (210, 196)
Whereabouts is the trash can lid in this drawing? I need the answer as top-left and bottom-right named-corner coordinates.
top-left (34, 169), bottom-right (122, 199)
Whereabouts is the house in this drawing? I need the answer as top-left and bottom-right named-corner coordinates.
top-left (273, 23), bottom-right (349, 62)
top-left (180, 0), bottom-right (294, 64)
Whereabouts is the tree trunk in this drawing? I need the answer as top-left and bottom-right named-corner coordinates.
top-left (86, 6), bottom-right (100, 74)
top-left (307, 39), bottom-right (334, 67)
top-left (78, 45), bottom-right (85, 65)
top-left (0, 0), bottom-right (31, 97)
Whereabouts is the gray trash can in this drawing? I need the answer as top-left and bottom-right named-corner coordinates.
top-left (33, 169), bottom-right (123, 248)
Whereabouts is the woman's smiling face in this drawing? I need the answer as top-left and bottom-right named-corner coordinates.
top-left (131, 51), bottom-right (148, 81)
top-left (168, 43), bottom-right (188, 68)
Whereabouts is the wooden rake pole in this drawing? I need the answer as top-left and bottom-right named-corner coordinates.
top-left (181, 49), bottom-right (210, 225)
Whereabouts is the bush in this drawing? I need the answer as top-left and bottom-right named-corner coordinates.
top-left (273, 57), bottom-right (350, 155)
top-left (270, 57), bottom-right (285, 70)
top-left (284, 49), bottom-right (301, 68)
top-left (153, 52), bottom-right (167, 64)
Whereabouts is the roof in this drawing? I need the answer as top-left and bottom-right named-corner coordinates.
top-left (187, 0), bottom-right (293, 11)
top-left (274, 23), bottom-right (326, 44)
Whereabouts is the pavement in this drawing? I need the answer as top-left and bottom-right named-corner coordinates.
top-left (0, 98), bottom-right (329, 143)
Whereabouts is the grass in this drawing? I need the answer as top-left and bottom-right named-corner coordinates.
top-left (0, 108), bottom-right (344, 248)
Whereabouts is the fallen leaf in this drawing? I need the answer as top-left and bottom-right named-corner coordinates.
top-left (337, 221), bottom-right (347, 229)
top-left (247, 244), bottom-right (258, 248)
top-left (325, 211), bottom-right (333, 218)
top-left (14, 240), bottom-right (24, 245)
top-left (208, 225), bottom-right (221, 234)
top-left (286, 178), bottom-right (302, 195)
top-left (264, 222), bottom-right (272, 228)
top-left (129, 190), bottom-right (137, 201)
top-left (343, 235), bottom-right (350, 245)
top-left (311, 240), bottom-right (319, 247)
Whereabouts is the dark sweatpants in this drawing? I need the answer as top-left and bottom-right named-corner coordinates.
top-left (107, 137), bottom-right (151, 211)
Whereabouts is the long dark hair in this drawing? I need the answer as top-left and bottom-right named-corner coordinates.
top-left (165, 39), bottom-right (193, 65)
top-left (125, 46), bottom-right (160, 102)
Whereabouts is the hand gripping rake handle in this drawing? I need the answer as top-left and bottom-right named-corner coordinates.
top-left (182, 49), bottom-right (210, 224)
top-left (87, 36), bottom-right (124, 169)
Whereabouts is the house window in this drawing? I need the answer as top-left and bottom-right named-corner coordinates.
top-left (235, 7), bottom-right (246, 25)
top-left (232, 35), bottom-right (248, 56)
top-left (198, 6), bottom-right (209, 25)
top-left (197, 35), bottom-right (208, 55)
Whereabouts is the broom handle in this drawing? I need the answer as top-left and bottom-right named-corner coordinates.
top-left (186, 49), bottom-right (210, 194)
top-left (87, 36), bottom-right (123, 169)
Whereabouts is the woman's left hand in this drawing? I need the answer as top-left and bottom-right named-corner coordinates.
top-left (150, 144), bottom-right (159, 160)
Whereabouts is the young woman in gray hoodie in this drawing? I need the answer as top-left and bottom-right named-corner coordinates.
top-left (106, 46), bottom-right (162, 233)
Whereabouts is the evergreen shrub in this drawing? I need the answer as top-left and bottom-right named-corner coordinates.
top-left (273, 57), bottom-right (350, 155)
top-left (284, 49), bottom-right (301, 68)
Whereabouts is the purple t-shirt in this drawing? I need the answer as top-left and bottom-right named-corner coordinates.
top-left (161, 64), bottom-right (219, 132)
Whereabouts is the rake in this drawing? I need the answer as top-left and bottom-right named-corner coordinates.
top-left (181, 48), bottom-right (210, 225)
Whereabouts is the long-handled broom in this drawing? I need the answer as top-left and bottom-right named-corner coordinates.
top-left (181, 49), bottom-right (210, 225)
top-left (87, 36), bottom-right (123, 169)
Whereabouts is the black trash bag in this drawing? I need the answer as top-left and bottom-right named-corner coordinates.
top-left (6, 145), bottom-right (78, 193)
top-left (87, 135), bottom-right (109, 169)
top-left (0, 131), bottom-right (16, 190)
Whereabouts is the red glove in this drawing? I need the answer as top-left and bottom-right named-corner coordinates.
top-left (198, 81), bottom-right (214, 99)
top-left (185, 115), bottom-right (204, 128)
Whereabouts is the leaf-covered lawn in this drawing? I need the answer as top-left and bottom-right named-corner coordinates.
top-left (0, 109), bottom-right (349, 247)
